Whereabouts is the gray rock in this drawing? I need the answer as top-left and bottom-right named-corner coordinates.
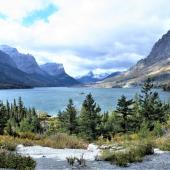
top-left (16, 145), bottom-right (170, 170)
top-left (40, 63), bottom-right (65, 76)
top-left (0, 45), bottom-right (45, 75)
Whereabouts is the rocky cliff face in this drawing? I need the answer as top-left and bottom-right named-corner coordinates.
top-left (40, 62), bottom-right (80, 86)
top-left (0, 50), bottom-right (17, 68)
top-left (0, 50), bottom-right (39, 87)
top-left (98, 31), bottom-right (170, 88)
top-left (0, 45), bottom-right (80, 87)
top-left (40, 63), bottom-right (65, 76)
top-left (0, 45), bottom-right (45, 75)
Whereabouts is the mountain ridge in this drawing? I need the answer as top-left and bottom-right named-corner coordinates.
top-left (76, 71), bottom-right (110, 84)
top-left (96, 30), bottom-right (170, 88)
top-left (0, 45), bottom-right (80, 88)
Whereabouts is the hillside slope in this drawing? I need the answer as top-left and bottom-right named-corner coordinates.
top-left (98, 31), bottom-right (170, 88)
top-left (0, 46), bottom-right (80, 88)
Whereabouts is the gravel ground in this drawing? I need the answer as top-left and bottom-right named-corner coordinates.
top-left (16, 145), bottom-right (170, 170)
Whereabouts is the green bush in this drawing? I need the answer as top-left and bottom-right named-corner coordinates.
top-left (101, 141), bottom-right (154, 167)
top-left (19, 132), bottom-right (42, 140)
top-left (0, 150), bottom-right (36, 170)
top-left (114, 152), bottom-right (129, 167)
top-left (152, 121), bottom-right (164, 137)
top-left (0, 141), bottom-right (16, 151)
top-left (101, 150), bottom-right (115, 162)
top-left (138, 122), bottom-right (150, 139)
top-left (156, 137), bottom-right (170, 151)
top-left (159, 142), bottom-right (170, 151)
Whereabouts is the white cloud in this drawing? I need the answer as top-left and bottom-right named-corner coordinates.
top-left (0, 0), bottom-right (49, 21)
top-left (0, 0), bottom-right (170, 76)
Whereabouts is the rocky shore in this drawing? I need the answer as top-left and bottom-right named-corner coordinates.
top-left (16, 144), bottom-right (170, 170)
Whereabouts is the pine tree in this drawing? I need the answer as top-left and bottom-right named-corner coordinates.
top-left (99, 112), bottom-right (111, 139)
top-left (4, 118), bottom-right (17, 136)
top-left (79, 93), bottom-right (101, 140)
top-left (116, 95), bottom-right (133, 133)
top-left (65, 99), bottom-right (78, 134)
top-left (139, 78), bottom-right (169, 130)
top-left (19, 118), bottom-right (31, 132)
top-left (18, 97), bottom-right (25, 121)
top-left (58, 99), bottom-right (78, 134)
top-left (131, 94), bottom-right (143, 131)
top-left (6, 100), bottom-right (10, 119)
top-left (0, 101), bottom-right (7, 134)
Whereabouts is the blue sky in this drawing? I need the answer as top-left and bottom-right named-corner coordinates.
top-left (0, 0), bottom-right (170, 76)
top-left (22, 4), bottom-right (58, 26)
top-left (0, 13), bottom-right (7, 20)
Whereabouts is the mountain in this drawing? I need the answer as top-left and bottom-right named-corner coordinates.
top-left (0, 45), bottom-right (45, 75)
top-left (77, 71), bottom-right (122, 84)
top-left (0, 50), bottom-right (17, 68)
top-left (0, 45), bottom-right (80, 88)
top-left (0, 50), bottom-right (35, 88)
top-left (0, 50), bottom-right (59, 88)
top-left (104, 71), bottom-right (122, 79)
top-left (97, 31), bottom-right (170, 88)
top-left (76, 71), bottom-right (109, 84)
top-left (40, 63), bottom-right (80, 86)
top-left (40, 63), bottom-right (65, 76)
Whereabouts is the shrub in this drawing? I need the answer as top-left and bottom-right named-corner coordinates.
top-left (0, 149), bottom-right (36, 170)
top-left (152, 121), bottom-right (164, 137)
top-left (0, 141), bottom-right (16, 151)
top-left (138, 122), bottom-right (150, 139)
top-left (66, 156), bottom-right (76, 166)
top-left (156, 136), bottom-right (170, 151)
top-left (0, 133), bottom-right (86, 150)
top-left (114, 151), bottom-right (129, 167)
top-left (101, 150), bottom-right (115, 161)
top-left (41, 133), bottom-right (86, 149)
top-left (101, 141), bottom-right (154, 167)
top-left (19, 132), bottom-right (42, 140)
top-left (66, 155), bottom-right (86, 167)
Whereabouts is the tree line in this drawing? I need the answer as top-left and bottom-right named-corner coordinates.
top-left (56, 78), bottom-right (170, 141)
top-left (163, 84), bottom-right (170, 91)
top-left (0, 78), bottom-right (169, 141)
top-left (0, 97), bottom-right (41, 136)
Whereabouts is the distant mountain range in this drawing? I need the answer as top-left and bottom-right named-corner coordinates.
top-left (76, 71), bottom-right (122, 84)
top-left (1, 30), bottom-right (170, 89)
top-left (95, 30), bottom-right (170, 88)
top-left (0, 45), bottom-right (79, 88)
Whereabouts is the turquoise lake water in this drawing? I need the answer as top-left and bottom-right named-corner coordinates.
top-left (0, 87), bottom-right (169, 115)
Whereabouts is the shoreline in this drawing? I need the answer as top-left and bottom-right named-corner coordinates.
top-left (17, 144), bottom-right (170, 170)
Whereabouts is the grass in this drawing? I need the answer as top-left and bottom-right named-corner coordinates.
top-left (0, 149), bottom-right (36, 170)
top-left (101, 140), bottom-right (154, 167)
top-left (0, 140), bottom-right (17, 151)
top-left (0, 133), bottom-right (86, 170)
top-left (0, 133), bottom-right (86, 149)
top-left (40, 133), bottom-right (86, 149)
top-left (155, 136), bottom-right (170, 151)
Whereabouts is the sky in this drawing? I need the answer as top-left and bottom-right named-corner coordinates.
top-left (0, 0), bottom-right (170, 77)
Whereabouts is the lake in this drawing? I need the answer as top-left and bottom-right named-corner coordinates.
top-left (0, 87), bottom-right (169, 115)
